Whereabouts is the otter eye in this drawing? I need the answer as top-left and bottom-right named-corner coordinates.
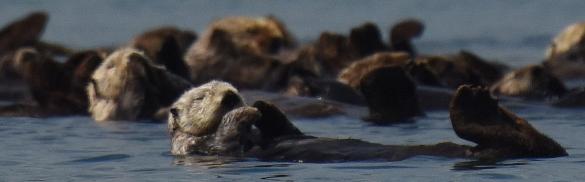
top-left (170, 108), bottom-right (179, 118)
top-left (195, 96), bottom-right (204, 101)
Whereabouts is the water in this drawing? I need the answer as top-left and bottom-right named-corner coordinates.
top-left (1, 1), bottom-right (585, 181)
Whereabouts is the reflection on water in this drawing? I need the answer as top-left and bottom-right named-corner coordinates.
top-left (452, 159), bottom-right (527, 171)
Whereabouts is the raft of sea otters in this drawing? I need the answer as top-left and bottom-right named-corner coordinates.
top-left (5, 11), bottom-right (585, 162)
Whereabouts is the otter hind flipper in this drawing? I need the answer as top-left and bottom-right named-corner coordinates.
top-left (450, 85), bottom-right (567, 158)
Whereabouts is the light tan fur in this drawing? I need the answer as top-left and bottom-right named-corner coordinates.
top-left (87, 48), bottom-right (152, 121)
top-left (169, 81), bottom-right (244, 136)
top-left (337, 52), bottom-right (410, 88)
top-left (184, 16), bottom-right (291, 87)
top-left (546, 21), bottom-right (585, 59)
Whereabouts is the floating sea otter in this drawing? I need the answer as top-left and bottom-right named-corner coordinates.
top-left (0, 48), bottom-right (104, 117)
top-left (490, 64), bottom-right (567, 100)
top-left (184, 16), bottom-right (294, 89)
top-left (415, 51), bottom-right (505, 88)
top-left (87, 48), bottom-right (191, 122)
top-left (168, 81), bottom-right (566, 162)
top-left (489, 64), bottom-right (585, 107)
top-left (337, 52), bottom-right (452, 111)
top-left (544, 21), bottom-right (585, 79)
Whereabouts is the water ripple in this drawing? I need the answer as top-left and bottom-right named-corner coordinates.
top-left (58, 154), bottom-right (131, 164)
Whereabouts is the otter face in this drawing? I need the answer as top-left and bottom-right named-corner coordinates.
top-left (169, 81), bottom-right (244, 136)
top-left (87, 48), bottom-right (158, 121)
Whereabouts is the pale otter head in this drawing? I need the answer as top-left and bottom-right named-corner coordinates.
top-left (87, 48), bottom-right (166, 121)
top-left (168, 81), bottom-right (245, 136)
top-left (546, 21), bottom-right (585, 61)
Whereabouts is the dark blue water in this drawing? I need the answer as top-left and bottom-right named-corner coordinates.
top-left (1, 1), bottom-right (585, 181)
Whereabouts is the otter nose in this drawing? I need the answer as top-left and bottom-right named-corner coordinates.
top-left (221, 90), bottom-right (243, 108)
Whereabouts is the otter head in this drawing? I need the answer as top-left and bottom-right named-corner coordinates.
top-left (87, 48), bottom-right (164, 121)
top-left (546, 21), bottom-right (585, 62)
top-left (201, 16), bottom-right (292, 55)
top-left (169, 81), bottom-right (245, 136)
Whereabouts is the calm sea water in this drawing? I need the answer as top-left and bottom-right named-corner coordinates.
top-left (1, 1), bottom-right (585, 181)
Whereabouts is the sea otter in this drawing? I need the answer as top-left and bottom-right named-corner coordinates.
top-left (337, 52), bottom-right (450, 110)
top-left (168, 81), bottom-right (566, 162)
top-left (0, 48), bottom-right (104, 117)
top-left (87, 48), bottom-right (191, 122)
top-left (183, 16), bottom-right (294, 88)
top-left (544, 21), bottom-right (585, 79)
top-left (490, 64), bottom-right (568, 100)
top-left (415, 50), bottom-right (505, 88)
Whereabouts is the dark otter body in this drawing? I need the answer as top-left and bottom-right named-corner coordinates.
top-left (130, 26), bottom-right (196, 80)
top-left (359, 66), bottom-right (423, 123)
